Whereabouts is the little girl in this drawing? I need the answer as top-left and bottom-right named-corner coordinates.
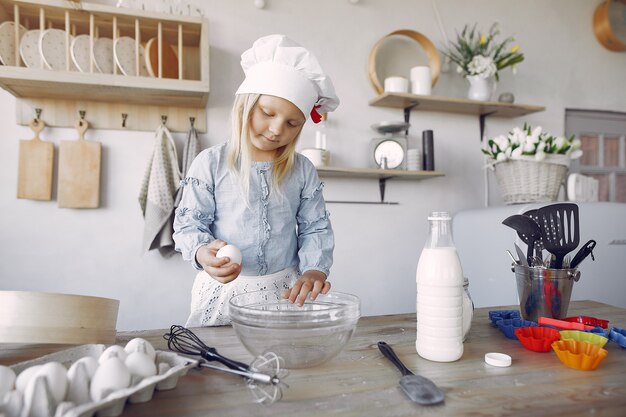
top-left (173, 34), bottom-right (339, 326)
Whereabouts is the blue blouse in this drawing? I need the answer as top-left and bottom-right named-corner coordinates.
top-left (173, 142), bottom-right (334, 277)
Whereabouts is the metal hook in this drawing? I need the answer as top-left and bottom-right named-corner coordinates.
top-left (34, 108), bottom-right (42, 122)
top-left (79, 110), bottom-right (86, 127)
top-left (161, 115), bottom-right (167, 125)
top-left (189, 117), bottom-right (195, 128)
top-left (122, 113), bottom-right (128, 128)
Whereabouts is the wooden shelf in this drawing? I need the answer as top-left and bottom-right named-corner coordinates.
top-left (369, 92), bottom-right (545, 118)
top-left (317, 166), bottom-right (444, 180)
top-left (0, 66), bottom-right (208, 108)
top-left (317, 166), bottom-right (444, 204)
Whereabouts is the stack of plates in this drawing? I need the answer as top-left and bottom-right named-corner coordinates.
top-left (5, 22), bottom-right (150, 77)
top-left (407, 148), bottom-right (421, 170)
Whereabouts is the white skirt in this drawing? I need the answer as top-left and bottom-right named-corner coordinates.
top-left (186, 266), bottom-right (298, 327)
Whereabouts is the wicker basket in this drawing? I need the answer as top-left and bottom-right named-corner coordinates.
top-left (492, 155), bottom-right (570, 204)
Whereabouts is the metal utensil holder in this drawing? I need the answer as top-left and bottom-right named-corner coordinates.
top-left (512, 265), bottom-right (581, 322)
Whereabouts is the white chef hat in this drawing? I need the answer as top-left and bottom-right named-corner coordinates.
top-left (236, 34), bottom-right (339, 123)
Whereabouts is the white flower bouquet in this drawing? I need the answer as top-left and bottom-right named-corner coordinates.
top-left (482, 123), bottom-right (582, 163)
top-left (443, 23), bottom-right (524, 81)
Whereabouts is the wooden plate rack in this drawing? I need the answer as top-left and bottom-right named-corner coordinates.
top-left (0, 0), bottom-right (209, 132)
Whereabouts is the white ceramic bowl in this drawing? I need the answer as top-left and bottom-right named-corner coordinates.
top-left (229, 290), bottom-right (360, 368)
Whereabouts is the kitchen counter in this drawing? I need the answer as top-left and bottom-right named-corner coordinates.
top-left (2, 300), bottom-right (626, 416)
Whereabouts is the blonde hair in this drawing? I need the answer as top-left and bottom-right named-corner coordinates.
top-left (227, 94), bottom-right (301, 204)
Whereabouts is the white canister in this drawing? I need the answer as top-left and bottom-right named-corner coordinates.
top-left (301, 148), bottom-right (330, 168)
top-left (384, 76), bottom-right (409, 93)
top-left (410, 66), bottom-right (432, 95)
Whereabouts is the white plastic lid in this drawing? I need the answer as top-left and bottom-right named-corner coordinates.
top-left (485, 352), bottom-right (512, 367)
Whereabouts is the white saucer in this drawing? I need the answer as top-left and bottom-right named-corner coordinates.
top-left (0, 21), bottom-right (27, 66)
top-left (19, 29), bottom-right (42, 68)
top-left (93, 37), bottom-right (114, 74)
top-left (40, 28), bottom-right (74, 71)
top-left (114, 36), bottom-right (148, 76)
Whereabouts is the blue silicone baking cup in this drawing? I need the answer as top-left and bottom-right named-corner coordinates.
top-left (497, 318), bottom-right (538, 340)
top-left (608, 327), bottom-right (626, 349)
top-left (489, 310), bottom-right (521, 327)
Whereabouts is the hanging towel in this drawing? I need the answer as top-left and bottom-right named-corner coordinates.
top-left (139, 124), bottom-right (182, 255)
top-left (174, 124), bottom-right (200, 206)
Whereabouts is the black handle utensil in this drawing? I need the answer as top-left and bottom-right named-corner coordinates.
top-left (537, 203), bottom-right (580, 269)
top-left (502, 214), bottom-right (543, 266)
top-left (377, 341), bottom-right (444, 406)
top-left (570, 239), bottom-right (597, 269)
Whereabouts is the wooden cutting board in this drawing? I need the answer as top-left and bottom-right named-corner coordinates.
top-left (145, 37), bottom-right (179, 79)
top-left (57, 119), bottom-right (102, 208)
top-left (17, 119), bottom-right (54, 200)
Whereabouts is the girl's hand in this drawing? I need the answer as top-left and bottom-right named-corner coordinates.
top-left (282, 270), bottom-right (330, 306)
top-left (196, 240), bottom-right (241, 284)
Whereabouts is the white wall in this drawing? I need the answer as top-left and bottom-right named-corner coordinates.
top-left (1, 0), bottom-right (624, 330)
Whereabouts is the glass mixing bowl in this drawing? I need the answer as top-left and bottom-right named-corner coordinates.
top-left (229, 290), bottom-right (360, 369)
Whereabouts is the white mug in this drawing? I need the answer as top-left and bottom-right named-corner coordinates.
top-left (384, 76), bottom-right (409, 93)
top-left (410, 66), bottom-right (432, 95)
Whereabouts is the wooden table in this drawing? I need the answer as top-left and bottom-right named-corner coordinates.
top-left (2, 300), bottom-right (626, 416)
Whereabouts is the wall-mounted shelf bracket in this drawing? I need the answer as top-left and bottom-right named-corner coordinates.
top-left (403, 102), bottom-right (419, 134)
top-left (479, 111), bottom-right (497, 142)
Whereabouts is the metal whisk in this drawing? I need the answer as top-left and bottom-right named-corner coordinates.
top-left (163, 325), bottom-right (288, 404)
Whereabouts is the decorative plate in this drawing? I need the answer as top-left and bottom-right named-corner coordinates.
top-left (144, 37), bottom-right (179, 79)
top-left (114, 36), bottom-right (148, 76)
top-left (19, 29), bottom-right (42, 68)
top-left (93, 37), bottom-right (114, 74)
top-left (0, 21), bottom-right (27, 66)
top-left (40, 28), bottom-right (74, 71)
top-left (71, 34), bottom-right (92, 72)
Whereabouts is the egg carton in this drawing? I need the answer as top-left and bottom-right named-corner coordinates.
top-left (8, 344), bottom-right (197, 417)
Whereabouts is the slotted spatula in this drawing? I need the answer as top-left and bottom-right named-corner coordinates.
top-left (537, 203), bottom-right (580, 269)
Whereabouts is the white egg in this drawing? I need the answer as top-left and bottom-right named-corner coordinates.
top-left (31, 362), bottom-right (68, 403)
top-left (124, 338), bottom-right (156, 361)
top-left (98, 345), bottom-right (128, 364)
top-left (0, 365), bottom-right (16, 397)
top-left (216, 244), bottom-right (242, 265)
top-left (90, 358), bottom-right (130, 402)
top-left (15, 365), bottom-right (41, 393)
top-left (124, 352), bottom-right (157, 379)
top-left (0, 389), bottom-right (23, 417)
top-left (66, 361), bottom-right (92, 405)
top-left (68, 357), bottom-right (98, 380)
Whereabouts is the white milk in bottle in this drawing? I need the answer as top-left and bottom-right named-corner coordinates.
top-left (415, 211), bottom-right (464, 362)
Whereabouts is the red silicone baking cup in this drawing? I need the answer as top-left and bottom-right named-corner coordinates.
top-left (515, 326), bottom-right (561, 352)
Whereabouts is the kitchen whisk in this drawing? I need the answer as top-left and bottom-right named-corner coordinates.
top-left (163, 325), bottom-right (288, 404)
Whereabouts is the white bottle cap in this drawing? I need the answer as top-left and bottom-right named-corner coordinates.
top-left (484, 352), bottom-right (512, 367)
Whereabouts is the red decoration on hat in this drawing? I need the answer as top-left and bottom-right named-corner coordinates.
top-left (310, 105), bottom-right (322, 124)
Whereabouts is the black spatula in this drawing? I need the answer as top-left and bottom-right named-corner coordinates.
top-left (502, 214), bottom-right (542, 266)
top-left (537, 203), bottom-right (580, 269)
top-left (377, 342), bottom-right (444, 406)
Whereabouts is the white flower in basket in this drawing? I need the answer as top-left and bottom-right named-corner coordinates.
top-left (483, 123), bottom-right (583, 204)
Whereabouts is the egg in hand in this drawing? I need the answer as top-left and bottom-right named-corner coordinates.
top-left (216, 244), bottom-right (242, 265)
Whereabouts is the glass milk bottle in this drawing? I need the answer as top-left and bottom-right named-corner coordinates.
top-left (415, 211), bottom-right (464, 362)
